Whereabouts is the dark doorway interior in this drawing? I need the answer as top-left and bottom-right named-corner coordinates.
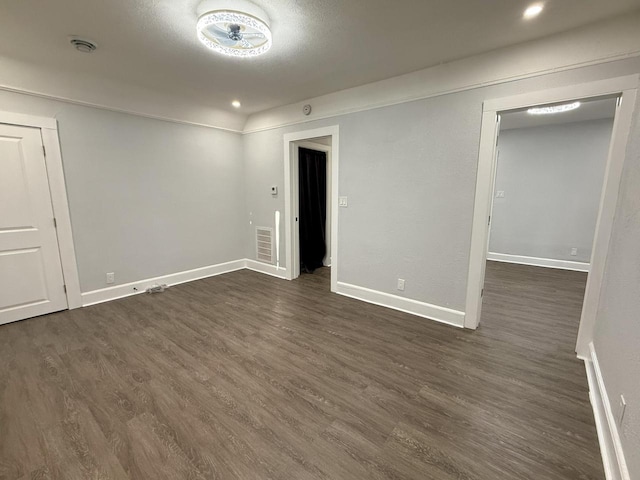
top-left (298, 147), bottom-right (327, 273)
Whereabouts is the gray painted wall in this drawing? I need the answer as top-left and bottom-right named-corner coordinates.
top-left (489, 119), bottom-right (613, 263)
top-left (245, 91), bottom-right (478, 310)
top-left (593, 91), bottom-right (640, 479)
top-left (243, 57), bottom-right (640, 312)
top-left (0, 91), bottom-right (246, 292)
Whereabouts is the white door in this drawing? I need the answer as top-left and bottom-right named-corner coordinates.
top-left (0, 124), bottom-right (67, 325)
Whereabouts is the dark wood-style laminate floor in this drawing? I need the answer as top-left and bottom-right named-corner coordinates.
top-left (0, 262), bottom-right (603, 479)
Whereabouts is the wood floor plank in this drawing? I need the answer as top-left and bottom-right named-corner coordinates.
top-left (0, 262), bottom-right (603, 479)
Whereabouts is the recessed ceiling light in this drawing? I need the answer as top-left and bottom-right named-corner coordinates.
top-left (196, 0), bottom-right (272, 58)
top-left (527, 102), bottom-right (581, 115)
top-left (232, 100), bottom-right (242, 108)
top-left (523, 3), bottom-right (544, 19)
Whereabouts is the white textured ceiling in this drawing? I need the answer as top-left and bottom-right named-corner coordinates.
top-left (1, 0), bottom-right (640, 118)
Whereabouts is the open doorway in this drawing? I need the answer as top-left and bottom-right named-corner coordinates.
top-left (295, 138), bottom-right (332, 277)
top-left (481, 96), bottom-right (617, 353)
top-left (283, 126), bottom-right (339, 292)
top-left (464, 77), bottom-right (637, 360)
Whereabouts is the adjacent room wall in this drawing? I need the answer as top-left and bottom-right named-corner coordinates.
top-left (591, 92), bottom-right (640, 480)
top-left (0, 90), bottom-right (246, 293)
top-left (489, 119), bottom-right (614, 264)
top-left (243, 57), bottom-right (640, 313)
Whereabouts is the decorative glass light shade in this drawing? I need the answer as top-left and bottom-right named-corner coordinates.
top-left (196, 0), bottom-right (272, 58)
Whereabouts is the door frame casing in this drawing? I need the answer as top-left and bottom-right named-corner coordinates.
top-left (464, 75), bottom-right (638, 359)
top-left (283, 125), bottom-right (339, 292)
top-left (0, 110), bottom-right (82, 309)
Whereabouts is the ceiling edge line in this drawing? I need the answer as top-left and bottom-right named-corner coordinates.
top-left (241, 50), bottom-right (640, 135)
top-left (0, 83), bottom-right (244, 134)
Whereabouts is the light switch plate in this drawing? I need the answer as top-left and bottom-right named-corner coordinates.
top-left (397, 279), bottom-right (405, 291)
top-left (338, 196), bottom-right (348, 207)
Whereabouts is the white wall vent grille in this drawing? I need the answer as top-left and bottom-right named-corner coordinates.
top-left (256, 227), bottom-right (274, 264)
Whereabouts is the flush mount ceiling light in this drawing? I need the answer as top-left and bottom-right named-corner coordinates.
top-left (523, 3), bottom-right (544, 19)
top-left (68, 36), bottom-right (97, 53)
top-left (231, 100), bottom-right (242, 108)
top-left (527, 102), bottom-right (581, 115)
top-left (196, 0), bottom-right (272, 58)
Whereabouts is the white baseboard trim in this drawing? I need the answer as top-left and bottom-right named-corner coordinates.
top-left (244, 259), bottom-right (288, 279)
top-left (80, 260), bottom-right (460, 330)
top-left (585, 342), bottom-right (630, 480)
top-left (487, 252), bottom-right (590, 272)
top-left (81, 259), bottom-right (246, 307)
top-left (335, 282), bottom-right (465, 328)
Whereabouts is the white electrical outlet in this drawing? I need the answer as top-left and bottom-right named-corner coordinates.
top-left (496, 191), bottom-right (505, 198)
top-left (106, 272), bottom-right (115, 284)
top-left (338, 196), bottom-right (348, 207)
top-left (570, 248), bottom-right (578, 256)
top-left (397, 279), bottom-right (405, 291)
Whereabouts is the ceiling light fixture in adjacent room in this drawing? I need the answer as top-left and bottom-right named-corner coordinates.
top-left (196, 0), bottom-right (272, 58)
top-left (523, 3), bottom-right (544, 19)
top-left (232, 100), bottom-right (242, 108)
top-left (527, 102), bottom-right (581, 115)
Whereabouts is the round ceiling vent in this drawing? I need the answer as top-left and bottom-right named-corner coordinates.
top-left (69, 37), bottom-right (97, 53)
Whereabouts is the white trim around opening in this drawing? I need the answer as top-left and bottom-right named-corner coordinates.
top-left (464, 75), bottom-right (639, 361)
top-left (283, 126), bottom-right (339, 292)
